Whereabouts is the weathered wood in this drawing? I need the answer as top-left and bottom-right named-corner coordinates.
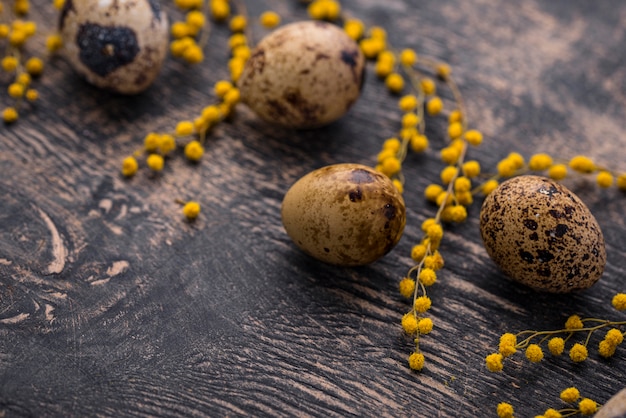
top-left (1, 1), bottom-right (625, 417)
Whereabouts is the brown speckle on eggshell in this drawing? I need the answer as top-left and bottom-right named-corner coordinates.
top-left (281, 164), bottom-right (405, 266)
top-left (479, 175), bottom-right (606, 293)
top-left (238, 21), bottom-right (366, 129)
top-left (59, 0), bottom-right (168, 95)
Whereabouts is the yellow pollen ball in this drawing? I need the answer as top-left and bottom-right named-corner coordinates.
top-left (402, 112), bottom-right (419, 128)
top-left (121, 156), bottom-right (138, 177)
top-left (548, 163), bottom-right (568, 180)
top-left (560, 387), bottom-right (580, 403)
top-left (440, 147), bottom-right (460, 165)
top-left (399, 95), bottom-right (418, 112)
top-left (411, 244), bottom-right (427, 262)
top-left (449, 109), bottom-right (463, 123)
top-left (596, 171), bottom-right (614, 188)
top-left (1, 56), bottom-right (18, 72)
top-left (464, 129), bottom-right (483, 146)
top-left (399, 48), bottom-right (417, 66)
top-left (417, 317), bottom-right (433, 334)
top-left (8, 83), bottom-right (24, 98)
top-left (462, 160), bottom-right (481, 178)
top-left (482, 179), bottom-right (499, 195)
top-left (260, 11), bottom-right (281, 28)
top-left (24, 57), bottom-right (44, 76)
top-left (401, 313), bottom-right (419, 334)
top-left (171, 21), bottom-right (190, 38)
top-left (382, 137), bottom-right (401, 152)
top-left (528, 153), bottom-right (553, 171)
top-left (426, 97), bottom-right (443, 115)
top-left (408, 352), bottom-right (425, 371)
top-left (146, 154), bottom-right (165, 172)
top-left (440, 165), bottom-right (458, 185)
top-left (184, 141), bottom-right (204, 161)
top-left (424, 184), bottom-right (444, 202)
top-left (183, 201), bottom-right (201, 220)
top-left (398, 277), bottom-right (415, 298)
top-left (385, 73), bottom-right (404, 94)
top-left (228, 33), bottom-right (247, 49)
top-left (496, 403), bottom-right (514, 418)
top-left (392, 179), bottom-right (404, 194)
top-left (436, 63), bottom-right (451, 79)
top-left (229, 15), bottom-right (247, 32)
top-left (25, 89), bottom-right (38, 101)
top-left (420, 78), bottom-right (436, 95)
top-left (410, 134), bottom-right (429, 152)
top-left (210, 0), bottom-right (230, 21)
top-left (448, 122), bottom-right (463, 139)
top-left (3, 107), bottom-right (19, 123)
top-left (46, 34), bottom-right (63, 52)
top-left (569, 155), bottom-right (595, 173)
top-left (485, 353), bottom-right (503, 372)
top-left (187, 11), bottom-right (206, 29)
top-left (175, 120), bottom-right (195, 136)
top-left (343, 19), bottom-right (364, 40)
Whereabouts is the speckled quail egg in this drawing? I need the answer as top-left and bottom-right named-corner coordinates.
top-left (59, 0), bottom-right (168, 94)
top-left (479, 175), bottom-right (606, 293)
top-left (238, 21), bottom-right (365, 129)
top-left (594, 387), bottom-right (626, 418)
top-left (281, 163), bottom-right (406, 266)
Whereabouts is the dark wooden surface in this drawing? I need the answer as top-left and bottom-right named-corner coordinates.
top-left (1, 1), bottom-right (625, 416)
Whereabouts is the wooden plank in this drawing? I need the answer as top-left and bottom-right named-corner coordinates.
top-left (1, 1), bottom-right (625, 416)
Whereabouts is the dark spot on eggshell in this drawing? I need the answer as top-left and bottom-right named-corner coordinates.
top-left (349, 188), bottom-right (362, 202)
top-left (537, 267), bottom-right (551, 277)
top-left (58, 0), bottom-right (75, 29)
top-left (341, 49), bottom-right (358, 67)
top-left (523, 219), bottom-right (538, 230)
top-left (146, 0), bottom-right (162, 21)
top-left (554, 224), bottom-right (568, 237)
top-left (537, 249), bottom-right (554, 263)
top-left (76, 23), bottom-right (140, 77)
top-left (383, 203), bottom-right (396, 220)
top-left (350, 169), bottom-right (376, 184)
top-left (479, 175), bottom-right (606, 293)
top-left (520, 250), bottom-right (534, 263)
top-left (537, 183), bottom-right (560, 198)
top-left (315, 52), bottom-right (330, 61)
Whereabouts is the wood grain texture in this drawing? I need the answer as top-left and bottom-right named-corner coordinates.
top-left (1, 1), bottom-right (625, 417)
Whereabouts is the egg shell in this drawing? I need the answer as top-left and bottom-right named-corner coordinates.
top-left (593, 387), bottom-right (626, 418)
top-left (238, 21), bottom-right (365, 129)
top-left (479, 175), bottom-right (606, 293)
top-left (281, 164), bottom-right (406, 266)
top-left (59, 0), bottom-right (168, 95)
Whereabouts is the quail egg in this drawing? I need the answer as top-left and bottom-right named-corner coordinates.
top-left (479, 175), bottom-right (606, 293)
top-left (281, 163), bottom-right (406, 266)
top-left (59, 0), bottom-right (169, 94)
top-left (238, 21), bottom-right (365, 129)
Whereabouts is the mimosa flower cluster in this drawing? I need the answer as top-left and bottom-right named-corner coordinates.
top-left (497, 387), bottom-right (601, 418)
top-left (1, 0), bottom-right (64, 124)
top-left (486, 294), bottom-right (626, 372)
top-left (301, 0), bottom-right (626, 374)
top-left (4, 4), bottom-right (625, 407)
top-left (121, 0), bottom-right (278, 220)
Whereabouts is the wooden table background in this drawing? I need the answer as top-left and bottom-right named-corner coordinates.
top-left (1, 0), bottom-right (625, 416)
